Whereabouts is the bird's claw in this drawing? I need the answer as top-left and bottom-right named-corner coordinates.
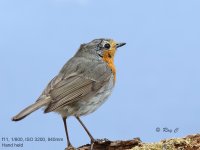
top-left (65, 145), bottom-right (76, 150)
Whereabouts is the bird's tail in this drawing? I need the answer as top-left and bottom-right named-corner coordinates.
top-left (12, 97), bottom-right (50, 121)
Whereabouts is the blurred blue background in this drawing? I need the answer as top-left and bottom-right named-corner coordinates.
top-left (1, 0), bottom-right (200, 149)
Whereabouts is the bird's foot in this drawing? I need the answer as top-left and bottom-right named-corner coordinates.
top-left (65, 145), bottom-right (76, 150)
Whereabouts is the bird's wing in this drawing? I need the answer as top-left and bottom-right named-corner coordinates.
top-left (43, 59), bottom-right (112, 113)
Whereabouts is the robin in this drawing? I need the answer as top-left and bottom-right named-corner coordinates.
top-left (12, 38), bottom-right (126, 150)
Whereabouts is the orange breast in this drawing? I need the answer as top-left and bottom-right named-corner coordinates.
top-left (102, 48), bottom-right (116, 81)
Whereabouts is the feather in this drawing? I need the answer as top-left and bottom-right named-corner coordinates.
top-left (12, 96), bottom-right (50, 121)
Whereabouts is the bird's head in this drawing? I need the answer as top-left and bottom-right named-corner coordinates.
top-left (75, 38), bottom-right (126, 61)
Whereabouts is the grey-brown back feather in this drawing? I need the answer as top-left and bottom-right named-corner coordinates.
top-left (43, 57), bottom-right (112, 113)
top-left (44, 76), bottom-right (94, 112)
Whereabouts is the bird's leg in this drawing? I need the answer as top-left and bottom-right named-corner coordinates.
top-left (62, 117), bottom-right (74, 149)
top-left (76, 116), bottom-right (95, 149)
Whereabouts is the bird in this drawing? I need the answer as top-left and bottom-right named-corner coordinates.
top-left (12, 38), bottom-right (126, 150)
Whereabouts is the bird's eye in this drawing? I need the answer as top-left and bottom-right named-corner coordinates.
top-left (104, 43), bottom-right (110, 49)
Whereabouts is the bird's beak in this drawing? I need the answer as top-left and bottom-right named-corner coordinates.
top-left (116, 42), bottom-right (126, 48)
